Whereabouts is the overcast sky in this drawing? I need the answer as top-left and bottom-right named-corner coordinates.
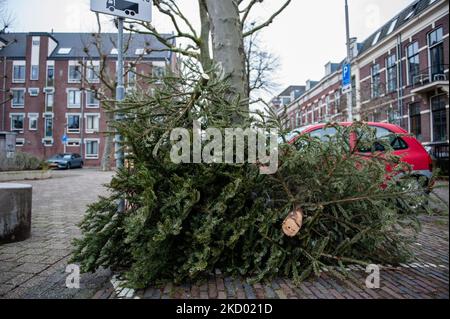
top-left (5, 0), bottom-right (414, 96)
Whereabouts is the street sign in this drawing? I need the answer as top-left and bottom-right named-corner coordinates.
top-left (342, 63), bottom-right (352, 93)
top-left (62, 135), bottom-right (68, 144)
top-left (90, 0), bottom-right (152, 22)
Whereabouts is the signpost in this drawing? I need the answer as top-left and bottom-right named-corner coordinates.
top-left (342, 63), bottom-right (351, 94)
top-left (62, 134), bottom-right (68, 153)
top-left (90, 0), bottom-right (152, 213)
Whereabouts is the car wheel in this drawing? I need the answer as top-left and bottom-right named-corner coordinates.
top-left (80, 162), bottom-right (84, 169)
top-left (130, 11), bottom-right (135, 16)
top-left (67, 163), bottom-right (72, 170)
top-left (125, 10), bottom-right (130, 15)
top-left (109, 6), bottom-right (115, 12)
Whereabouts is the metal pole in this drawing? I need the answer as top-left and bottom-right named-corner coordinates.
top-left (345, 0), bottom-right (353, 122)
top-left (116, 17), bottom-right (125, 213)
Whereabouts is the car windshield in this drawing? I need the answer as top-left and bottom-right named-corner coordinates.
top-left (279, 126), bottom-right (312, 143)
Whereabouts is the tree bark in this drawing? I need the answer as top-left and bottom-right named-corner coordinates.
top-left (100, 111), bottom-right (114, 171)
top-left (204, 0), bottom-right (248, 110)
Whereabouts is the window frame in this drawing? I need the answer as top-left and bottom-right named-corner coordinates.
top-left (10, 113), bottom-right (25, 132)
top-left (66, 113), bottom-right (81, 134)
top-left (28, 113), bottom-right (39, 131)
top-left (12, 61), bottom-right (26, 83)
top-left (67, 89), bottom-right (82, 108)
top-left (85, 139), bottom-right (100, 160)
top-left (11, 88), bottom-right (26, 108)
top-left (85, 113), bottom-right (100, 133)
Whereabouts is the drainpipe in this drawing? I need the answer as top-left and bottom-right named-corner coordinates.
top-left (80, 57), bottom-right (85, 158)
top-left (396, 34), bottom-right (404, 128)
top-left (2, 56), bottom-right (6, 131)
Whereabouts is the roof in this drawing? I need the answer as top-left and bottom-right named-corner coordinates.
top-left (359, 0), bottom-right (441, 55)
top-left (0, 32), bottom-right (175, 60)
top-left (277, 85), bottom-right (306, 97)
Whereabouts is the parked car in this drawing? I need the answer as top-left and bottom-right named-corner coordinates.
top-left (285, 122), bottom-right (434, 186)
top-left (46, 153), bottom-right (84, 169)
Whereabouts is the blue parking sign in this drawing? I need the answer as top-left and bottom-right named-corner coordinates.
top-left (62, 135), bottom-right (68, 143)
top-left (342, 63), bottom-right (351, 87)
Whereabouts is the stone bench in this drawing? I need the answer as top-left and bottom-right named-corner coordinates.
top-left (0, 183), bottom-right (32, 244)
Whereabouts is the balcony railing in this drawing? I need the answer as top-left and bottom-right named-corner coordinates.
top-left (412, 65), bottom-right (449, 89)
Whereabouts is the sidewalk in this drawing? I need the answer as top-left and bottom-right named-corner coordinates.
top-left (0, 169), bottom-right (113, 299)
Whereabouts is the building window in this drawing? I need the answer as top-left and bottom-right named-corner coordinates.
top-left (428, 27), bottom-right (444, 80)
top-left (68, 62), bottom-right (82, 82)
top-left (371, 64), bottom-right (381, 98)
top-left (128, 66), bottom-right (137, 88)
top-left (409, 103), bottom-right (421, 140)
top-left (407, 42), bottom-right (420, 85)
top-left (12, 62), bottom-right (26, 83)
top-left (30, 65), bottom-right (39, 81)
top-left (45, 93), bottom-right (54, 112)
top-left (85, 139), bottom-right (100, 159)
top-left (334, 91), bottom-right (340, 113)
top-left (431, 94), bottom-right (448, 142)
top-left (86, 91), bottom-right (100, 108)
top-left (152, 65), bottom-right (166, 78)
top-left (47, 64), bottom-right (55, 87)
top-left (44, 115), bottom-right (53, 138)
top-left (15, 138), bottom-right (25, 147)
top-left (67, 90), bottom-right (81, 108)
top-left (87, 63), bottom-right (100, 83)
top-left (11, 89), bottom-right (25, 108)
top-left (67, 139), bottom-right (81, 147)
top-left (28, 113), bottom-right (38, 131)
top-left (10, 114), bottom-right (24, 131)
top-left (86, 114), bottom-right (100, 133)
top-left (386, 54), bottom-right (397, 93)
top-left (67, 114), bottom-right (81, 133)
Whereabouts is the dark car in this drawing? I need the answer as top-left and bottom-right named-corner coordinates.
top-left (46, 153), bottom-right (84, 169)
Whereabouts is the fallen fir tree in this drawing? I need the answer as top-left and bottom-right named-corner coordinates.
top-left (71, 65), bottom-right (432, 289)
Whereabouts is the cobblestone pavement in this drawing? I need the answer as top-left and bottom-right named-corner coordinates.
top-left (95, 215), bottom-right (448, 300)
top-left (96, 182), bottom-right (449, 300)
top-left (1, 172), bottom-right (448, 299)
top-left (0, 169), bottom-right (114, 299)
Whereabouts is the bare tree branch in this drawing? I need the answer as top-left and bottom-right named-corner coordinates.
top-left (243, 0), bottom-right (291, 37)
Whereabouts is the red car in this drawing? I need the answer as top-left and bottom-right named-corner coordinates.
top-left (286, 122), bottom-right (433, 185)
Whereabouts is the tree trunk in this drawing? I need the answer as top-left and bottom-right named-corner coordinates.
top-left (204, 0), bottom-right (248, 111)
top-left (100, 111), bottom-right (114, 171)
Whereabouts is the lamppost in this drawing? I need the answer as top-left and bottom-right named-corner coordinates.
top-left (345, 0), bottom-right (353, 122)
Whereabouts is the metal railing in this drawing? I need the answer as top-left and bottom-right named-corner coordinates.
top-left (412, 65), bottom-right (449, 88)
top-left (428, 142), bottom-right (449, 175)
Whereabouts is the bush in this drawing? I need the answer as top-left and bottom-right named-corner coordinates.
top-left (0, 152), bottom-right (45, 172)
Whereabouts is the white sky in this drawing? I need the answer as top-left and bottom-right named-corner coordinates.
top-left (5, 0), bottom-right (414, 96)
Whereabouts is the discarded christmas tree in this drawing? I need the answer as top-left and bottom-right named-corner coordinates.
top-left (71, 63), bottom-right (430, 289)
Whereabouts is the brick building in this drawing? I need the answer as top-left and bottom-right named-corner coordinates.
top-left (0, 32), bottom-right (177, 166)
top-left (275, 0), bottom-right (449, 158)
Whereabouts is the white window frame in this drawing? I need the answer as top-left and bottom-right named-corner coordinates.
top-left (46, 61), bottom-right (55, 88)
top-left (16, 138), bottom-right (25, 147)
top-left (67, 89), bottom-right (82, 108)
top-left (66, 113), bottom-right (81, 134)
top-left (85, 113), bottom-right (100, 133)
top-left (87, 61), bottom-right (100, 83)
top-left (10, 113), bottom-right (25, 132)
top-left (85, 138), bottom-right (100, 160)
top-left (85, 91), bottom-right (100, 108)
top-left (30, 65), bottom-right (39, 81)
top-left (28, 113), bottom-right (39, 131)
top-left (68, 60), bottom-right (82, 83)
top-left (28, 87), bottom-right (40, 97)
top-left (67, 138), bottom-right (81, 147)
top-left (11, 88), bottom-right (26, 108)
top-left (12, 61), bottom-right (26, 83)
